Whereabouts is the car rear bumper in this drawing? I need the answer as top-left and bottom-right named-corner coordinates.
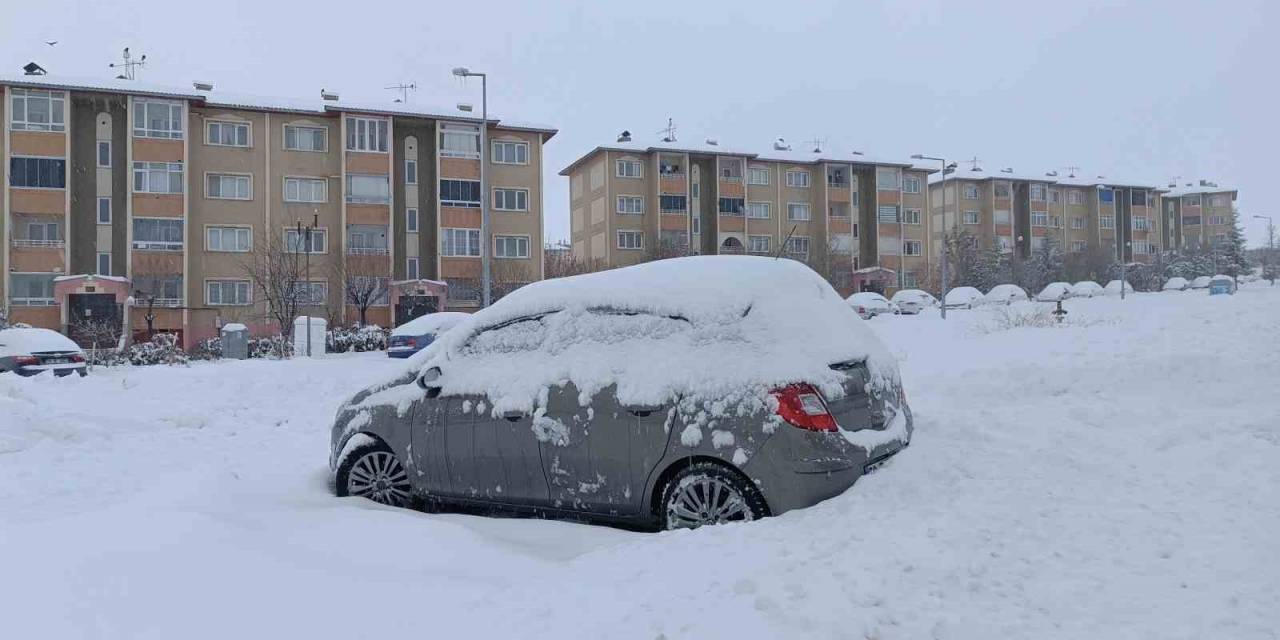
top-left (16, 363), bottom-right (86, 377)
top-left (386, 348), bottom-right (420, 358)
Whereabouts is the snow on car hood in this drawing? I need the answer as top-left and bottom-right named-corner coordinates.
top-left (379, 256), bottom-right (900, 418)
top-left (0, 328), bottom-right (81, 357)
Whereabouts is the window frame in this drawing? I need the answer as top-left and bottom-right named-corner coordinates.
top-left (616, 230), bottom-right (644, 250)
top-left (747, 235), bottom-right (771, 253)
top-left (406, 256), bottom-right (420, 280)
top-left (962, 184), bottom-right (980, 199)
top-left (346, 173), bottom-right (391, 204)
top-left (746, 201), bottom-right (771, 220)
top-left (405, 207), bottom-right (419, 233)
top-left (284, 176), bottom-right (328, 204)
top-left (205, 172), bottom-right (253, 201)
top-left (962, 210), bottom-right (980, 225)
top-left (96, 252), bottom-right (112, 276)
top-left (132, 161), bottom-right (184, 194)
top-left (903, 240), bottom-right (922, 256)
top-left (787, 202), bottom-right (811, 221)
top-left (785, 170), bottom-right (811, 188)
top-left (283, 227), bottom-right (329, 254)
top-left (616, 195), bottom-right (644, 215)
top-left (97, 197), bottom-right (112, 224)
top-left (346, 116), bottom-right (389, 153)
top-left (747, 166), bottom-right (770, 186)
top-left (283, 123), bottom-right (328, 152)
top-left (405, 159), bottom-right (418, 184)
top-left (9, 88), bottom-right (66, 132)
top-left (9, 156), bottom-right (67, 189)
top-left (205, 119), bottom-right (251, 148)
top-left (491, 140), bottom-right (529, 165)
top-left (784, 236), bottom-right (810, 257)
top-left (206, 225), bottom-right (253, 253)
top-left (97, 140), bottom-right (112, 168)
top-left (438, 123), bottom-right (480, 159)
top-left (902, 175), bottom-right (921, 193)
top-left (441, 227), bottom-right (482, 257)
top-left (903, 208), bottom-right (922, 225)
top-left (205, 279), bottom-right (253, 306)
top-left (615, 158), bottom-right (643, 179)
top-left (131, 217), bottom-right (185, 251)
top-left (494, 187), bottom-right (530, 212)
top-left (133, 99), bottom-right (184, 139)
top-left (493, 234), bottom-right (531, 259)
top-left (439, 178), bottom-right (481, 208)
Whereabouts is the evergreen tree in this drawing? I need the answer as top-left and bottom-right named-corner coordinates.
top-left (1214, 213), bottom-right (1253, 281)
top-left (972, 245), bottom-right (1008, 292)
top-left (1025, 236), bottom-right (1065, 291)
top-left (937, 228), bottom-right (980, 291)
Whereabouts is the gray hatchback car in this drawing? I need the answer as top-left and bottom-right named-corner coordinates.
top-left (329, 257), bottom-right (913, 530)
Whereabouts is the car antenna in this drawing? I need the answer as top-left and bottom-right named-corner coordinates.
top-left (773, 225), bottom-right (799, 260)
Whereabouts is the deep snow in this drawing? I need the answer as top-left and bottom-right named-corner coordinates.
top-left (1, 283), bottom-right (1278, 639)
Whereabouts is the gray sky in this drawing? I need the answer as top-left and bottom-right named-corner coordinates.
top-left (4, 0), bottom-right (1276, 246)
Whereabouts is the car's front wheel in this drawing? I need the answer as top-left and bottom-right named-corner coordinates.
top-left (660, 462), bottom-right (769, 530)
top-left (335, 440), bottom-right (412, 507)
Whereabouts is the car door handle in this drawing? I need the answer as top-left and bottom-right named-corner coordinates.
top-left (503, 411), bottom-right (524, 422)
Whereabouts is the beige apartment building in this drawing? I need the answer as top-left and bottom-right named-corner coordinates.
top-left (561, 135), bottom-right (936, 294)
top-left (1, 73), bottom-right (554, 347)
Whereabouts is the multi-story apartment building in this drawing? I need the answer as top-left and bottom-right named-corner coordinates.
top-left (561, 134), bottom-right (935, 294)
top-left (1, 73), bottom-right (554, 346)
top-left (1159, 181), bottom-right (1238, 251)
top-left (929, 167), bottom-right (1197, 264)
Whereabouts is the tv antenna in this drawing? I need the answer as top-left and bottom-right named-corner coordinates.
top-left (109, 47), bottom-right (146, 80)
top-left (385, 82), bottom-right (417, 103)
top-left (804, 136), bottom-right (827, 153)
top-left (657, 118), bottom-right (677, 142)
top-left (1062, 165), bottom-right (1081, 178)
top-left (964, 156), bottom-right (983, 171)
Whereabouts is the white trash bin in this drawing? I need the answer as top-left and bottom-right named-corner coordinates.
top-left (292, 316), bottom-right (327, 357)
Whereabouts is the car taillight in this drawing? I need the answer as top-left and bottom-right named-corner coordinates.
top-left (855, 306), bottom-right (866, 314)
top-left (15, 356), bottom-right (39, 366)
top-left (772, 383), bottom-right (837, 432)
top-left (70, 354), bottom-right (85, 363)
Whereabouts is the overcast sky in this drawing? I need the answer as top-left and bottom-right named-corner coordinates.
top-left (3, 0), bottom-right (1276, 246)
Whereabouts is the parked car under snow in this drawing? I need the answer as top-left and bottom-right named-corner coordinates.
top-left (0, 328), bottom-right (87, 377)
top-left (847, 292), bottom-right (895, 319)
top-left (890, 289), bottom-right (937, 315)
top-left (329, 256), bottom-right (913, 531)
top-left (1163, 277), bottom-right (1190, 291)
top-left (1071, 281), bottom-right (1104, 298)
top-left (984, 284), bottom-right (1030, 305)
top-left (1036, 282), bottom-right (1073, 302)
top-left (386, 312), bottom-right (469, 358)
top-left (943, 286), bottom-right (984, 309)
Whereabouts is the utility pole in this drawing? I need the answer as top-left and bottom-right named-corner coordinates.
top-left (296, 213), bottom-right (318, 356)
top-left (912, 155), bottom-right (957, 318)
top-left (453, 67), bottom-right (490, 306)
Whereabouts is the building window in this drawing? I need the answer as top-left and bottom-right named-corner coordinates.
top-left (10, 273), bottom-right (57, 305)
top-left (748, 235), bottom-right (771, 253)
top-left (1133, 216), bottom-right (1149, 231)
top-left (1049, 189), bottom-right (1061, 204)
top-left (1030, 184), bottom-right (1046, 201)
top-left (206, 226), bottom-right (251, 252)
top-left (785, 170), bottom-right (810, 188)
top-left (133, 161), bottom-right (183, 193)
top-left (345, 174), bottom-right (390, 204)
top-left (616, 195), bottom-right (644, 215)
top-left (347, 116), bottom-right (389, 152)
top-left (1208, 215), bottom-right (1227, 226)
top-left (132, 218), bottom-right (184, 251)
top-left (1068, 190), bottom-right (1084, 205)
top-left (747, 202), bottom-right (770, 219)
top-left (206, 173), bottom-right (252, 200)
top-left (406, 257), bottom-right (420, 280)
top-left (962, 184), bottom-right (979, 199)
top-left (207, 280), bottom-right (252, 306)
top-left (441, 228), bottom-right (481, 256)
top-left (876, 167), bottom-right (900, 190)
top-left (284, 125), bottom-right (327, 152)
top-left (877, 205), bottom-right (899, 223)
top-left (1071, 216), bottom-right (1086, 229)
top-left (1131, 241), bottom-right (1149, 255)
top-left (206, 120), bottom-right (249, 147)
top-left (830, 233), bottom-right (853, 254)
top-left (23, 221), bottom-right (60, 244)
top-left (439, 179), bottom-right (480, 208)
top-left (97, 197), bottom-right (112, 224)
top-left (963, 210), bottom-right (980, 225)
top-left (1099, 189), bottom-right (1115, 204)
top-left (994, 182), bottom-right (1010, 198)
top-left (9, 157), bottom-right (66, 189)
top-left (495, 188), bottom-right (530, 211)
top-left (405, 159), bottom-right (418, 184)
top-left (346, 225), bottom-right (388, 254)
top-left (903, 240), bottom-right (922, 256)
top-left (691, 216), bottom-right (701, 235)
top-left (660, 194), bottom-right (687, 213)
top-left (97, 252), bottom-right (111, 276)
top-left (285, 177), bottom-right (327, 203)
top-left (438, 123), bottom-right (479, 158)
top-left (1181, 195), bottom-right (1201, 206)
top-left (1209, 195), bottom-right (1229, 207)
top-left (784, 236), bottom-right (810, 257)
top-left (494, 235), bottom-right (530, 258)
top-left (1032, 211), bottom-right (1048, 227)
top-left (284, 228), bottom-right (327, 254)
top-left (902, 176), bottom-right (921, 193)
top-left (615, 159), bottom-right (642, 178)
top-left (903, 208), bottom-right (921, 224)
top-left (902, 272), bottom-right (918, 288)
top-left (1130, 190), bottom-right (1148, 206)
top-left (288, 281), bottom-right (328, 306)
top-left (1183, 215), bottom-right (1202, 226)
top-left (852, 223), bottom-right (859, 239)
top-left (718, 198), bottom-right (745, 215)
top-left (747, 166), bottom-right (770, 185)
top-left (787, 203), bottom-right (811, 221)
top-left (1070, 240), bottom-right (1087, 253)
top-left (1100, 216), bottom-right (1115, 229)
top-left (405, 208), bottom-right (419, 232)
top-left (9, 89), bottom-right (65, 131)
top-left (616, 230), bottom-right (644, 250)
top-left (994, 210), bottom-right (1011, 224)
top-left (97, 141), bottom-right (111, 167)
top-left (134, 99), bottom-right (183, 139)
top-left (492, 140), bottom-right (529, 164)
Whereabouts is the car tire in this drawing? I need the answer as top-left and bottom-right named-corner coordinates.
top-left (335, 439), bottom-right (412, 507)
top-left (659, 461), bottom-right (769, 530)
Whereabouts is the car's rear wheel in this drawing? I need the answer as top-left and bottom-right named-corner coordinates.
top-left (336, 440), bottom-right (411, 507)
top-left (660, 462), bottom-right (768, 530)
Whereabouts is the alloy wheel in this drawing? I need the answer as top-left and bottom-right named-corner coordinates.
top-left (664, 473), bottom-right (754, 530)
top-left (346, 450), bottom-right (411, 507)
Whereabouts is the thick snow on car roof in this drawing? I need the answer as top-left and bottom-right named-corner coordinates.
top-left (389, 312), bottom-right (470, 337)
top-left (0, 328), bottom-right (80, 357)
top-left (944, 287), bottom-right (983, 303)
top-left (402, 256), bottom-right (899, 416)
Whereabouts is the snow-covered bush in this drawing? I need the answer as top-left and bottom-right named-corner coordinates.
top-left (249, 335), bottom-right (293, 359)
top-left (126, 333), bottom-right (189, 366)
top-left (986, 305), bottom-right (1058, 331)
top-left (189, 337), bottom-right (223, 361)
top-left (327, 324), bottom-right (388, 353)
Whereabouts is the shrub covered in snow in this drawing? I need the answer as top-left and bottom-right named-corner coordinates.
top-left (327, 325), bottom-right (388, 353)
top-left (126, 333), bottom-right (189, 366)
top-left (189, 337), bottom-right (223, 361)
top-left (249, 335), bottom-right (293, 359)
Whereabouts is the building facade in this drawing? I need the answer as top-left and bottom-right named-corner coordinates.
top-left (1, 74), bottom-right (554, 346)
top-left (561, 136), bottom-right (935, 294)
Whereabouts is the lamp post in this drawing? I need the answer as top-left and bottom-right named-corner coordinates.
top-left (1256, 215), bottom-right (1276, 286)
top-left (912, 154), bottom-right (958, 319)
top-left (1120, 240), bottom-right (1132, 300)
top-left (453, 66), bottom-right (491, 307)
top-left (296, 212), bottom-right (318, 356)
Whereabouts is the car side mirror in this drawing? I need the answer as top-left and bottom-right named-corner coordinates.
top-left (416, 367), bottom-right (443, 398)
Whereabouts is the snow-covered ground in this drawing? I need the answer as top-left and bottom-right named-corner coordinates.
top-left (2, 284), bottom-right (1278, 639)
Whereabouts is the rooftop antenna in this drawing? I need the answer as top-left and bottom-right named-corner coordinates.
top-left (1063, 165), bottom-right (1081, 178)
top-left (804, 137), bottom-right (826, 153)
top-left (385, 82), bottom-right (417, 103)
top-left (108, 47), bottom-right (146, 80)
top-left (964, 156), bottom-right (983, 172)
top-left (1168, 174), bottom-right (1182, 188)
top-left (657, 118), bottom-right (677, 143)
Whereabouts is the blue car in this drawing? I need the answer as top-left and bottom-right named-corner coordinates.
top-left (386, 312), bottom-right (469, 358)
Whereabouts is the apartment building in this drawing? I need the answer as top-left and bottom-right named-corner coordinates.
top-left (1159, 181), bottom-right (1238, 251)
top-left (1, 73), bottom-right (554, 346)
top-left (929, 167), bottom-right (1179, 264)
top-left (561, 135), bottom-right (935, 294)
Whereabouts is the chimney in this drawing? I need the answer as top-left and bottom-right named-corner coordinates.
top-left (320, 89), bottom-right (339, 101)
top-left (616, 130), bottom-right (632, 143)
top-left (193, 81), bottom-right (214, 92)
top-left (22, 62), bottom-right (47, 76)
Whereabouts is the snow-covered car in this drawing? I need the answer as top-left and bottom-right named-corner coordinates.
top-left (984, 284), bottom-right (1029, 306)
top-left (943, 286), bottom-right (984, 309)
top-left (1105, 280), bottom-right (1134, 295)
top-left (1189, 275), bottom-right (1213, 290)
top-left (0, 328), bottom-right (87, 377)
top-left (386, 312), bottom-right (469, 359)
top-left (890, 289), bottom-right (937, 315)
top-left (1163, 277), bottom-right (1190, 291)
top-left (1036, 282), bottom-right (1073, 302)
top-left (847, 292), bottom-right (895, 319)
top-left (1070, 281), bottom-right (1104, 298)
top-left (329, 256), bottom-right (913, 531)
top-left (1208, 275), bottom-right (1237, 295)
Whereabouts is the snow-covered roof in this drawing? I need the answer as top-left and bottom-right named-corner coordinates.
top-left (1163, 184), bottom-right (1237, 198)
top-left (930, 167), bottom-right (1163, 190)
top-left (0, 73), bottom-right (202, 100)
top-left (560, 135), bottom-right (928, 176)
top-left (52, 274), bottom-right (130, 283)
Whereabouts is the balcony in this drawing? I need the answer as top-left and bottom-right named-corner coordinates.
top-left (11, 297), bottom-right (57, 307)
top-left (132, 241), bottom-right (183, 252)
top-left (12, 238), bottom-right (64, 249)
top-left (347, 246), bottom-right (390, 256)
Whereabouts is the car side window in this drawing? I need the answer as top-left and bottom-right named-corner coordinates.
top-left (459, 314), bottom-right (552, 356)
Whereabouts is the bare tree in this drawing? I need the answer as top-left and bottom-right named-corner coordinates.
top-left (491, 259), bottom-right (535, 301)
top-left (131, 252), bottom-right (184, 340)
top-left (544, 251), bottom-right (606, 280)
top-left (333, 254), bottom-right (390, 326)
top-left (240, 231), bottom-right (307, 335)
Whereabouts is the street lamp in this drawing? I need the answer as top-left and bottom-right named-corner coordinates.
top-left (1120, 241), bottom-right (1132, 300)
top-left (453, 66), bottom-right (491, 307)
top-left (1255, 215), bottom-right (1275, 250)
top-left (296, 212), bottom-right (319, 356)
top-left (913, 154), bottom-right (958, 319)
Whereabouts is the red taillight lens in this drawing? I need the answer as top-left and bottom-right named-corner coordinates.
top-left (15, 356), bottom-right (39, 366)
top-left (70, 354), bottom-right (85, 363)
top-left (855, 306), bottom-right (866, 314)
top-left (772, 383), bottom-right (837, 432)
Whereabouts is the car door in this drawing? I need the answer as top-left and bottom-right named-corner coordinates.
top-left (438, 392), bottom-right (551, 506)
top-left (410, 394), bottom-right (451, 496)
